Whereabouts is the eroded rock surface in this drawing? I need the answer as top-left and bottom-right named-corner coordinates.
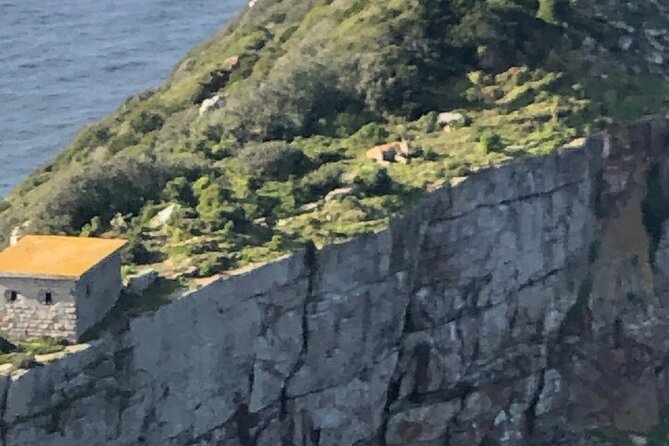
top-left (5, 117), bottom-right (669, 445)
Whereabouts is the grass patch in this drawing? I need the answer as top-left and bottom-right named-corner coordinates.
top-left (0, 337), bottom-right (69, 368)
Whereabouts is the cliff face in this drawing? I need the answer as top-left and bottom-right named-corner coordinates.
top-left (3, 117), bottom-right (669, 445)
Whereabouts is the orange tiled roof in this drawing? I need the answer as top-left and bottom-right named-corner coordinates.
top-left (0, 235), bottom-right (126, 279)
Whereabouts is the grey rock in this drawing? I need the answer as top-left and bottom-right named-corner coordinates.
top-left (198, 95), bottom-right (224, 115)
top-left (386, 400), bottom-right (461, 445)
top-left (125, 269), bottom-right (159, 296)
top-left (6, 117), bottom-right (669, 446)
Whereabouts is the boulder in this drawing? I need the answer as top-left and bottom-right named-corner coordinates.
top-left (647, 52), bottom-right (664, 65)
top-left (126, 269), bottom-right (159, 296)
top-left (150, 204), bottom-right (178, 228)
top-left (630, 435), bottom-right (648, 446)
top-left (199, 95), bottom-right (224, 116)
top-left (325, 187), bottom-right (354, 201)
top-left (297, 202), bottom-right (320, 213)
top-left (193, 57), bottom-right (240, 103)
top-left (437, 111), bottom-right (468, 128)
top-left (618, 36), bottom-right (634, 51)
top-left (110, 213), bottom-right (128, 232)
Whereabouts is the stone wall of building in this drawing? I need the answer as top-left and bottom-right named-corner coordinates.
top-left (74, 252), bottom-right (123, 338)
top-left (3, 117), bottom-right (669, 445)
top-left (0, 277), bottom-right (77, 340)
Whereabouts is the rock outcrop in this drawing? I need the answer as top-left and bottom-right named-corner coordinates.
top-left (4, 117), bottom-right (669, 445)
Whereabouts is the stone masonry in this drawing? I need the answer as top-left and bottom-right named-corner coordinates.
top-left (2, 117), bottom-right (669, 445)
top-left (0, 237), bottom-right (125, 342)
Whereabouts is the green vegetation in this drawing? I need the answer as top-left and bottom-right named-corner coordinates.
top-left (0, 337), bottom-right (69, 368)
top-left (2, 0), bottom-right (669, 278)
top-left (537, 0), bottom-right (566, 24)
top-left (642, 165), bottom-right (669, 262)
top-left (626, 291), bottom-right (643, 306)
top-left (648, 407), bottom-right (669, 446)
top-left (585, 426), bottom-right (630, 444)
top-left (560, 278), bottom-right (593, 338)
top-left (479, 435), bottom-right (498, 446)
top-left (585, 407), bottom-right (669, 445)
top-left (588, 240), bottom-right (601, 264)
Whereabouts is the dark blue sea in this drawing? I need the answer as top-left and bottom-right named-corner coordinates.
top-left (0, 0), bottom-right (246, 196)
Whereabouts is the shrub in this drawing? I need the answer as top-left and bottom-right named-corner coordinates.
top-left (163, 177), bottom-right (196, 206)
top-left (353, 165), bottom-right (393, 195)
top-left (196, 184), bottom-right (233, 229)
top-left (268, 233), bottom-right (287, 251)
top-left (131, 111), bottom-right (165, 134)
top-left (478, 130), bottom-right (505, 153)
top-left (10, 353), bottom-right (37, 369)
top-left (537, 0), bottom-right (567, 24)
top-left (413, 112), bottom-right (439, 133)
top-left (208, 138), bottom-right (235, 160)
top-left (197, 253), bottom-right (229, 277)
top-left (0, 337), bottom-right (16, 354)
top-left (238, 141), bottom-right (313, 180)
top-left (33, 155), bottom-right (206, 233)
top-left (350, 122), bottom-right (389, 145)
top-left (80, 216), bottom-right (103, 237)
top-left (298, 163), bottom-right (345, 203)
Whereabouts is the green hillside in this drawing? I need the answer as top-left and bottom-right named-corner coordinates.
top-left (3, 0), bottom-right (669, 278)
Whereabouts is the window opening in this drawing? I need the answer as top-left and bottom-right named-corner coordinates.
top-left (4, 290), bottom-right (17, 303)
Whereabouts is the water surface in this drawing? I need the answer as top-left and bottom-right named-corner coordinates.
top-left (0, 0), bottom-right (246, 196)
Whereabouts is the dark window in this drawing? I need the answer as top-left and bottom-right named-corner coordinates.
top-left (86, 284), bottom-right (91, 297)
top-left (4, 290), bottom-right (17, 303)
top-left (44, 292), bottom-right (53, 305)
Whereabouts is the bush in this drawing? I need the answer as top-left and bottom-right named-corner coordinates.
top-left (131, 111), bottom-right (165, 134)
top-left (298, 163), bottom-right (345, 203)
top-left (353, 165), bottom-right (393, 195)
top-left (196, 183), bottom-right (235, 229)
top-left (208, 138), bottom-right (235, 160)
top-left (537, 0), bottom-right (567, 24)
top-left (350, 122), bottom-right (389, 145)
top-left (478, 130), bottom-right (505, 153)
top-left (10, 353), bottom-right (37, 369)
top-left (163, 177), bottom-right (196, 206)
top-left (197, 253), bottom-right (229, 277)
top-left (33, 156), bottom-right (202, 233)
top-left (80, 216), bottom-right (103, 237)
top-left (0, 337), bottom-right (16, 354)
top-left (238, 141), bottom-right (314, 180)
top-left (413, 112), bottom-right (439, 133)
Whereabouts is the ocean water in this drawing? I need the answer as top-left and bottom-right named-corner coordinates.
top-left (0, 0), bottom-right (246, 196)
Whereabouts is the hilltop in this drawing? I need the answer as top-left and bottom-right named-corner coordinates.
top-left (2, 0), bottom-right (669, 278)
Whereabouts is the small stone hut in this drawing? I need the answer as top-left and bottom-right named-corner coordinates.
top-left (0, 235), bottom-right (127, 341)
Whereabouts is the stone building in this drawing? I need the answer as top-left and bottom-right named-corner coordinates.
top-left (0, 235), bottom-right (126, 341)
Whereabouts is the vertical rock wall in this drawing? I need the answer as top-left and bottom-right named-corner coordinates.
top-left (3, 117), bottom-right (669, 445)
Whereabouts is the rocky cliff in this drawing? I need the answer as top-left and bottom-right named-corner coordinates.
top-left (3, 117), bottom-right (669, 445)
